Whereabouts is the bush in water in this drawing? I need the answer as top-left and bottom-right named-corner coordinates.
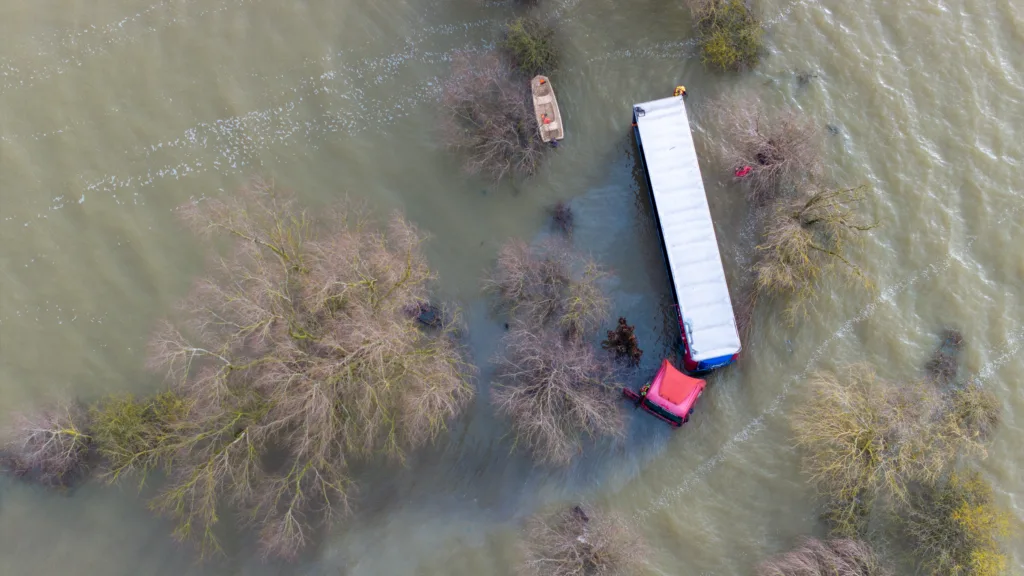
top-left (88, 181), bottom-right (474, 560)
top-left (440, 52), bottom-right (546, 181)
top-left (792, 365), bottom-right (997, 538)
top-left (521, 504), bottom-right (645, 576)
top-left (492, 326), bottom-right (623, 465)
top-left (89, 392), bottom-right (189, 485)
top-left (755, 538), bottom-right (892, 576)
top-left (485, 239), bottom-right (609, 341)
top-left (1, 400), bottom-right (91, 488)
top-left (486, 239), bottom-right (621, 465)
top-left (943, 383), bottom-right (1001, 453)
top-left (753, 185), bottom-right (875, 321)
top-left (899, 469), bottom-right (1011, 576)
top-left (709, 94), bottom-right (824, 204)
top-left (502, 16), bottom-right (559, 77)
top-left (688, 0), bottom-right (764, 71)
top-left (925, 328), bottom-right (965, 386)
top-left (602, 317), bottom-right (643, 366)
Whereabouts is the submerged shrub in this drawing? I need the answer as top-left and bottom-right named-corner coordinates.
top-left (106, 181), bottom-right (476, 559)
top-left (521, 504), bottom-right (645, 576)
top-left (943, 383), bottom-right (1001, 453)
top-left (688, 0), bottom-right (764, 71)
top-left (492, 326), bottom-right (624, 465)
top-left (485, 239), bottom-right (609, 340)
top-left (2, 401), bottom-right (91, 488)
top-left (900, 470), bottom-right (1011, 576)
top-left (602, 317), bottom-right (643, 366)
top-left (89, 392), bottom-right (189, 484)
top-left (502, 16), bottom-right (558, 77)
top-left (487, 240), bottom-right (618, 465)
top-left (794, 364), bottom-right (1004, 539)
top-left (755, 538), bottom-right (892, 576)
top-left (754, 186), bottom-right (874, 320)
top-left (792, 366), bottom-right (981, 537)
top-left (440, 52), bottom-right (545, 181)
top-left (709, 95), bottom-right (824, 203)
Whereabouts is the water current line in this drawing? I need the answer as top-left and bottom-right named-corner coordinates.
top-left (0, 0), bottom-right (266, 95)
top-left (631, 205), bottom-right (1024, 521)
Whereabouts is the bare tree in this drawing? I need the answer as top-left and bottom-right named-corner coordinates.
top-left (754, 186), bottom-right (875, 321)
top-left (492, 327), bottom-right (624, 465)
top-left (708, 95), bottom-right (823, 204)
top-left (2, 401), bottom-right (91, 488)
top-left (756, 538), bottom-right (891, 576)
top-left (899, 469), bottom-right (1010, 576)
top-left (792, 365), bottom-right (998, 538)
top-left (95, 180), bottom-right (475, 559)
top-left (521, 504), bottom-right (645, 576)
top-left (485, 239), bottom-right (609, 340)
top-left (942, 383), bottom-right (1001, 455)
top-left (440, 52), bottom-right (546, 181)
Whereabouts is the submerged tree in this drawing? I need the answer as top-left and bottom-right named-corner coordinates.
top-left (551, 201), bottom-right (574, 236)
top-left (709, 95), bottom-right (823, 204)
top-left (93, 181), bottom-right (475, 559)
top-left (440, 52), bottom-right (545, 181)
top-left (899, 470), bottom-right (1011, 576)
top-left (755, 538), bottom-right (891, 576)
top-left (602, 317), bottom-right (643, 366)
top-left (754, 185), bottom-right (875, 320)
top-left (486, 239), bottom-right (621, 465)
top-left (521, 504), bottom-right (645, 576)
top-left (502, 16), bottom-right (558, 77)
top-left (1, 401), bottom-right (92, 488)
top-left (89, 392), bottom-right (189, 485)
top-left (687, 0), bottom-right (764, 71)
top-left (791, 365), bottom-right (998, 538)
top-left (943, 383), bottom-right (1001, 453)
top-left (485, 239), bottom-right (609, 340)
top-left (492, 327), bottom-right (623, 465)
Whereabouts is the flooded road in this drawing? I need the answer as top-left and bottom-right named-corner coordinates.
top-left (1, 0), bottom-right (1022, 573)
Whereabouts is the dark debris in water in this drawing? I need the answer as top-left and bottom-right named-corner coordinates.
top-left (796, 70), bottom-right (819, 86)
top-left (550, 201), bottom-right (574, 237)
top-left (925, 328), bottom-right (965, 386)
top-left (404, 301), bottom-right (443, 329)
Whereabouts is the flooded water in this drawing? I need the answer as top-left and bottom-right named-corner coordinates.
top-left (1, 0), bottom-right (1022, 573)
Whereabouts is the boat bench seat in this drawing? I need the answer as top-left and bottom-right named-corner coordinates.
top-left (542, 121), bottom-right (560, 131)
top-left (535, 94), bottom-right (553, 104)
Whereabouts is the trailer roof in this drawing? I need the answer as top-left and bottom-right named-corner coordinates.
top-left (634, 96), bottom-right (741, 361)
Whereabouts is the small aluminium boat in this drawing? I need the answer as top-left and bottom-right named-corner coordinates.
top-left (531, 75), bottom-right (564, 142)
top-left (622, 359), bottom-right (706, 428)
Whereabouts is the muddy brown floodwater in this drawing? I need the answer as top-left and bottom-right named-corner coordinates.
top-left (1, 0), bottom-right (1022, 573)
